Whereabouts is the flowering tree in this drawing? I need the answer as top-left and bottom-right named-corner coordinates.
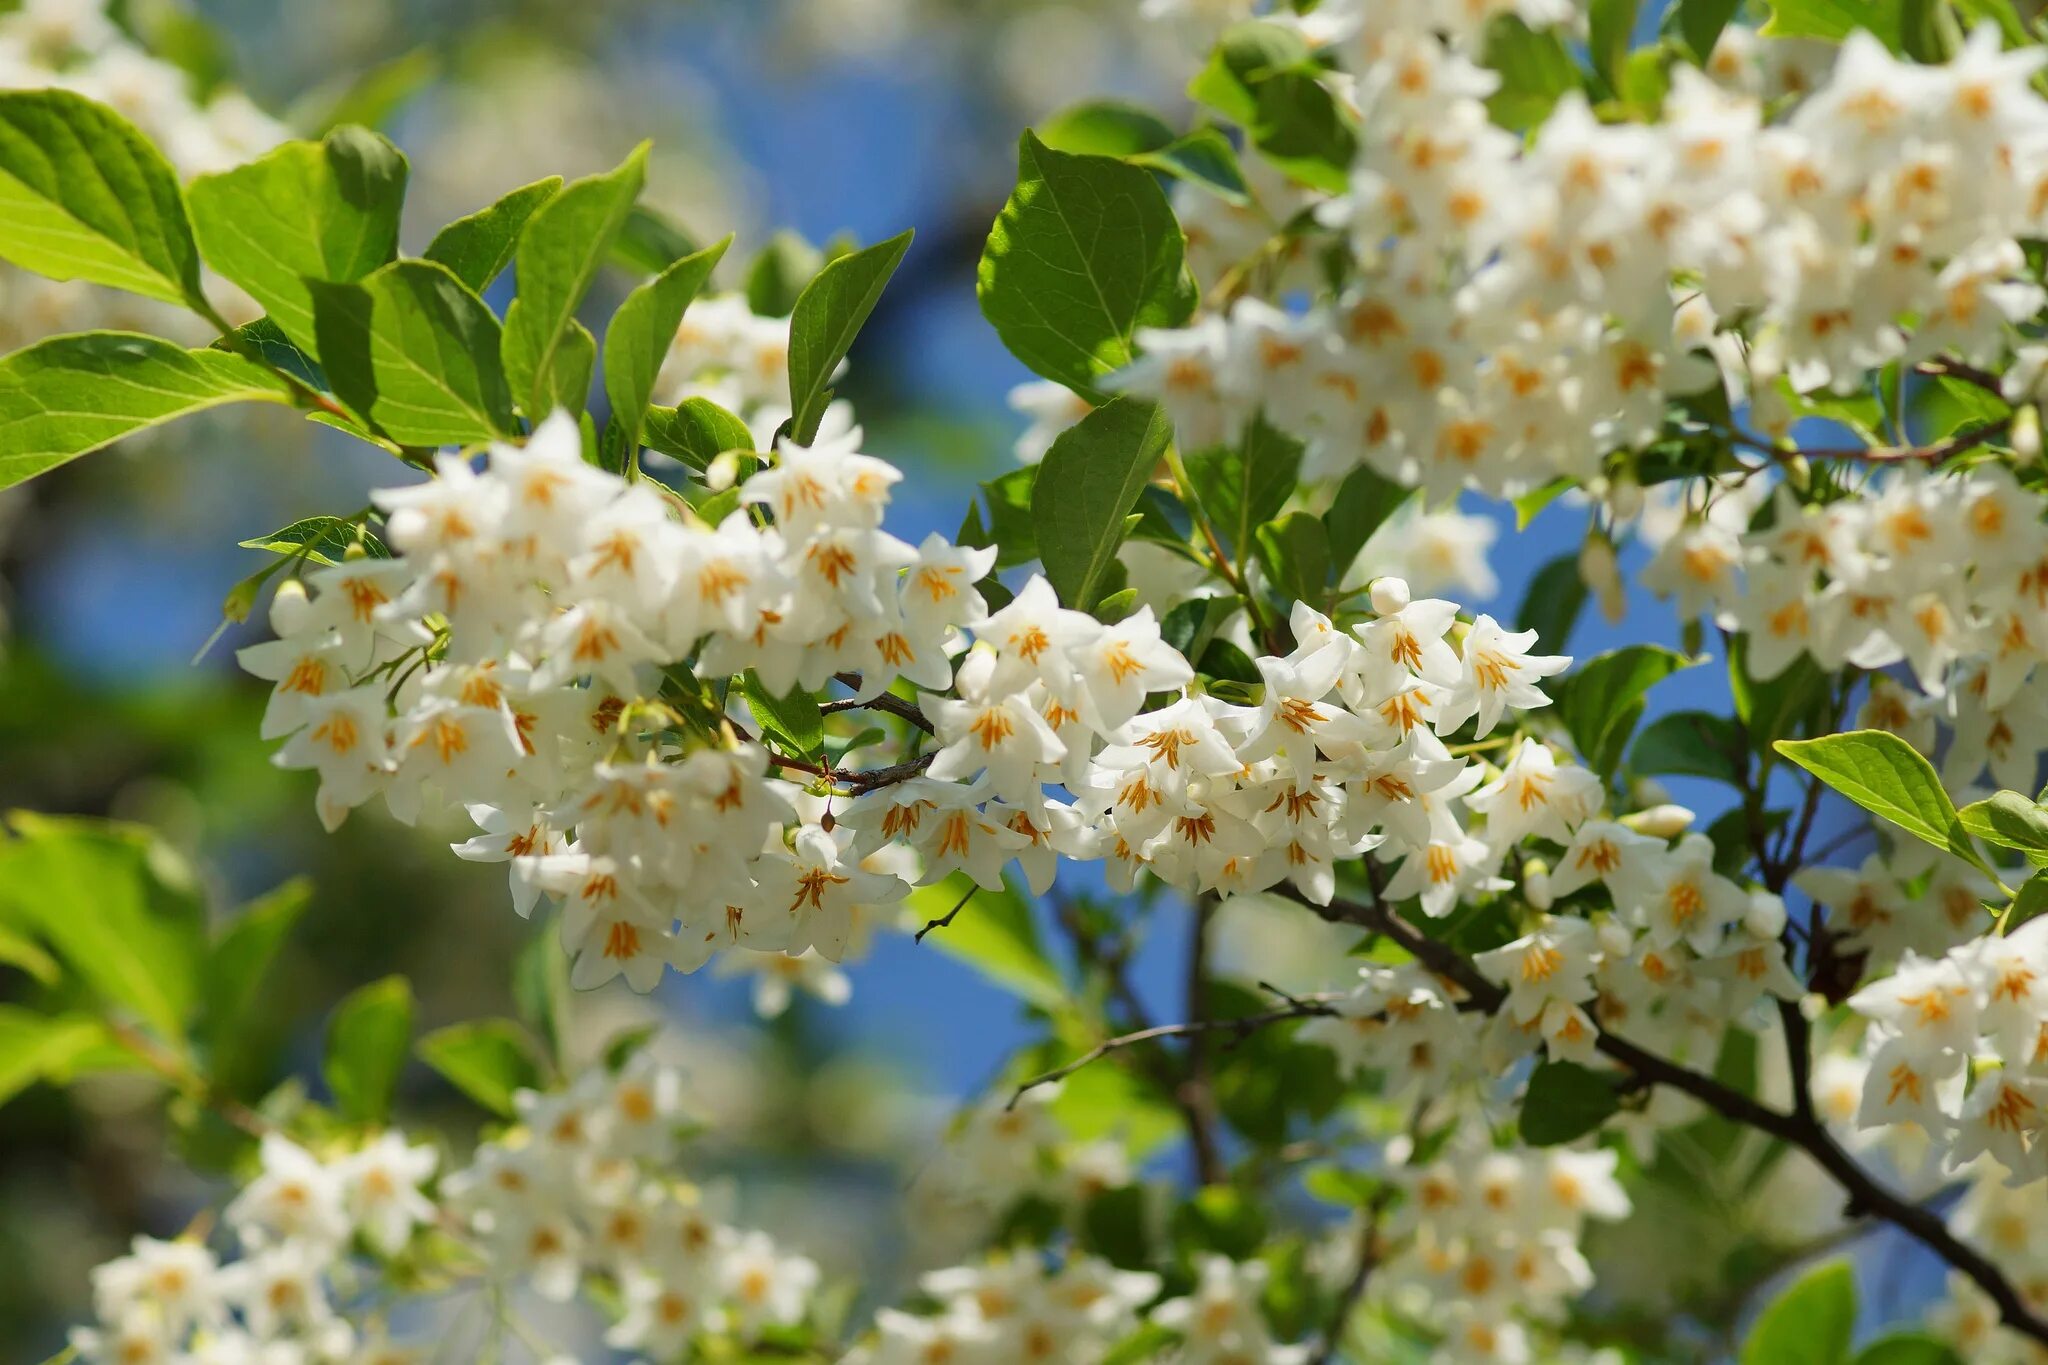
top-left (8, 0), bottom-right (2048, 1362)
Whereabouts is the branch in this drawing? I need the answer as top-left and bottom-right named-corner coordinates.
top-left (1006, 998), bottom-right (1342, 1108)
top-left (914, 884), bottom-right (975, 942)
top-left (1283, 886), bottom-right (2048, 1349)
top-left (1730, 414), bottom-right (2011, 466)
top-left (828, 673), bottom-right (936, 734)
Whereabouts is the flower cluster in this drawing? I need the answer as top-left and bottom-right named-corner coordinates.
top-left (1841, 916), bottom-right (2048, 1185)
top-left (240, 403), bottom-right (1581, 999)
top-left (1374, 1143), bottom-right (1632, 1365)
top-left (1114, 11), bottom-right (2048, 499)
top-left (71, 1130), bottom-right (438, 1365)
top-left (1925, 1169), bottom-right (2048, 1361)
top-left (0, 0), bottom-right (284, 350)
top-left (653, 290), bottom-right (853, 453)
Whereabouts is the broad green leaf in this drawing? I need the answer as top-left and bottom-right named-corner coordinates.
top-left (0, 813), bottom-right (205, 1044)
top-left (541, 320), bottom-right (599, 426)
top-left (1519, 1060), bottom-right (1621, 1145)
top-left (1741, 1258), bottom-right (1856, 1365)
top-left (1182, 417), bottom-right (1304, 557)
top-left (964, 466), bottom-right (1041, 569)
top-left (1254, 511), bottom-right (1331, 610)
top-left (1588, 0), bottom-right (1640, 91)
top-left (501, 143), bottom-right (648, 418)
top-left (1775, 729), bottom-right (1960, 854)
top-left (200, 879), bottom-right (311, 1097)
top-left (1037, 100), bottom-right (1175, 156)
top-left (612, 203), bottom-right (701, 275)
top-left (1188, 23), bottom-right (1356, 192)
top-left (1517, 552), bottom-right (1586, 657)
top-left (1324, 464), bottom-right (1410, 573)
top-left (911, 873), bottom-right (1067, 1012)
top-left (745, 230), bottom-right (825, 318)
top-left (643, 398), bottom-right (755, 472)
top-left (0, 331), bottom-right (292, 491)
top-left (221, 317), bottom-right (325, 391)
top-left (1631, 710), bottom-right (1744, 785)
top-left (1853, 1335), bottom-right (1964, 1365)
top-left (1081, 1185), bottom-right (1153, 1269)
top-left (417, 1018), bottom-right (544, 1117)
top-left (1731, 639), bottom-right (1833, 749)
top-left (2012, 870), bottom-right (2048, 931)
top-left (1761, 0), bottom-right (1900, 45)
top-left (1032, 397), bottom-right (1173, 609)
top-left (513, 923), bottom-right (572, 1071)
top-left (786, 229), bottom-right (913, 445)
top-left (187, 126), bottom-right (408, 355)
top-left (323, 975), bottom-right (413, 1125)
top-left (311, 259), bottom-right (516, 445)
top-left (1172, 1184), bottom-right (1269, 1259)
top-left (0, 1007), bottom-right (113, 1109)
top-left (603, 235), bottom-right (731, 455)
top-left (238, 515), bottom-right (386, 567)
top-left (1130, 128), bottom-right (1252, 205)
top-left (1482, 15), bottom-right (1586, 128)
top-left (294, 45), bottom-right (439, 135)
top-left (741, 671), bottom-right (824, 758)
top-left (424, 175), bottom-right (562, 294)
top-left (1956, 790), bottom-right (2048, 858)
top-left (979, 131), bottom-right (1195, 396)
top-left (1561, 646), bottom-right (1694, 779)
top-left (0, 90), bottom-right (204, 309)
top-left (1514, 477), bottom-right (1573, 529)
top-left (1677, 0), bottom-right (1743, 59)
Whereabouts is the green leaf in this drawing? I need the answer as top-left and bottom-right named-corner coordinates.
top-left (417, 1018), bottom-right (544, 1117)
top-left (0, 89), bottom-right (205, 309)
top-left (1761, 0), bottom-right (1896, 44)
top-left (501, 143), bottom-right (648, 419)
top-left (187, 126), bottom-right (409, 356)
top-left (786, 229), bottom-right (913, 445)
top-left (1518, 553), bottom-right (1587, 657)
top-left (965, 466), bottom-right (1041, 569)
top-left (0, 813), bottom-right (206, 1044)
top-left (1956, 791), bottom-right (2048, 858)
top-left (612, 204), bottom-right (701, 275)
top-left (221, 317), bottom-right (325, 391)
top-left (1081, 1185), bottom-right (1153, 1268)
top-left (1254, 511), bottom-right (1331, 610)
top-left (0, 332), bottom-right (293, 491)
top-left (1852, 1335), bottom-right (1964, 1365)
top-left (1731, 640), bottom-right (1833, 749)
top-left (741, 671), bottom-right (824, 758)
top-left (1324, 464), bottom-right (1410, 572)
top-left (542, 320), bottom-right (598, 426)
top-left (1514, 477), bottom-right (1573, 530)
top-left (311, 259), bottom-right (516, 445)
top-left (0, 924), bottom-right (58, 984)
top-left (2011, 870), bottom-right (2048, 931)
top-left (1131, 128), bottom-right (1252, 205)
top-left (200, 879), bottom-right (311, 1097)
top-left (911, 873), bottom-right (1067, 1012)
top-left (745, 230), bottom-right (825, 317)
top-left (1032, 397), bottom-right (1173, 609)
top-left (1677, 0), bottom-right (1743, 59)
top-left (603, 235), bottom-right (731, 456)
top-left (1481, 15), bottom-right (1586, 128)
top-left (1631, 710), bottom-right (1743, 785)
top-left (1588, 0), bottom-right (1640, 91)
top-left (1741, 1258), bottom-right (1856, 1365)
top-left (1188, 24), bottom-right (1357, 192)
top-left (979, 131), bottom-right (1195, 396)
top-left (1182, 417), bottom-right (1304, 557)
top-left (1775, 730), bottom-right (1961, 855)
top-left (0, 1007), bottom-right (113, 1109)
top-left (1519, 1060), bottom-right (1621, 1145)
top-left (238, 515), bottom-right (386, 567)
top-left (643, 398), bottom-right (756, 471)
top-left (424, 176), bottom-right (562, 294)
top-left (1037, 100), bottom-right (1175, 156)
top-left (323, 975), bottom-right (413, 1125)
top-left (1561, 646), bottom-right (1694, 779)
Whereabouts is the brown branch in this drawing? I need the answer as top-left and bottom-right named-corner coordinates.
top-left (1731, 414), bottom-right (2011, 466)
top-left (105, 1018), bottom-right (271, 1138)
top-left (1007, 998), bottom-right (1342, 1108)
top-left (1282, 886), bottom-right (2048, 1349)
top-left (914, 884), bottom-right (976, 942)
top-left (1180, 897), bottom-right (1227, 1186)
top-left (828, 674), bottom-right (937, 734)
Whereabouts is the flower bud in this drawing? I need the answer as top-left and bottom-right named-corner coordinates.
top-left (1523, 860), bottom-right (1553, 910)
top-left (706, 449), bottom-right (742, 492)
top-left (1744, 890), bottom-right (1786, 939)
top-left (1607, 475), bottom-right (1643, 522)
top-left (268, 577), bottom-right (313, 635)
top-left (1596, 918), bottom-right (1634, 957)
top-left (1622, 803), bottom-right (1695, 839)
top-left (2015, 404), bottom-right (2041, 465)
top-left (1579, 535), bottom-right (1625, 625)
top-left (1369, 576), bottom-right (1411, 615)
top-left (1629, 777), bottom-right (1672, 808)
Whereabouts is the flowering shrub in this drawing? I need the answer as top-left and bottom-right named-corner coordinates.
top-left (9, 1), bottom-right (2048, 1363)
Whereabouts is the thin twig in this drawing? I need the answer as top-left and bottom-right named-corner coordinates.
top-left (828, 673), bottom-right (937, 733)
top-left (1007, 999), bottom-right (1341, 1108)
top-left (915, 885), bottom-right (976, 942)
